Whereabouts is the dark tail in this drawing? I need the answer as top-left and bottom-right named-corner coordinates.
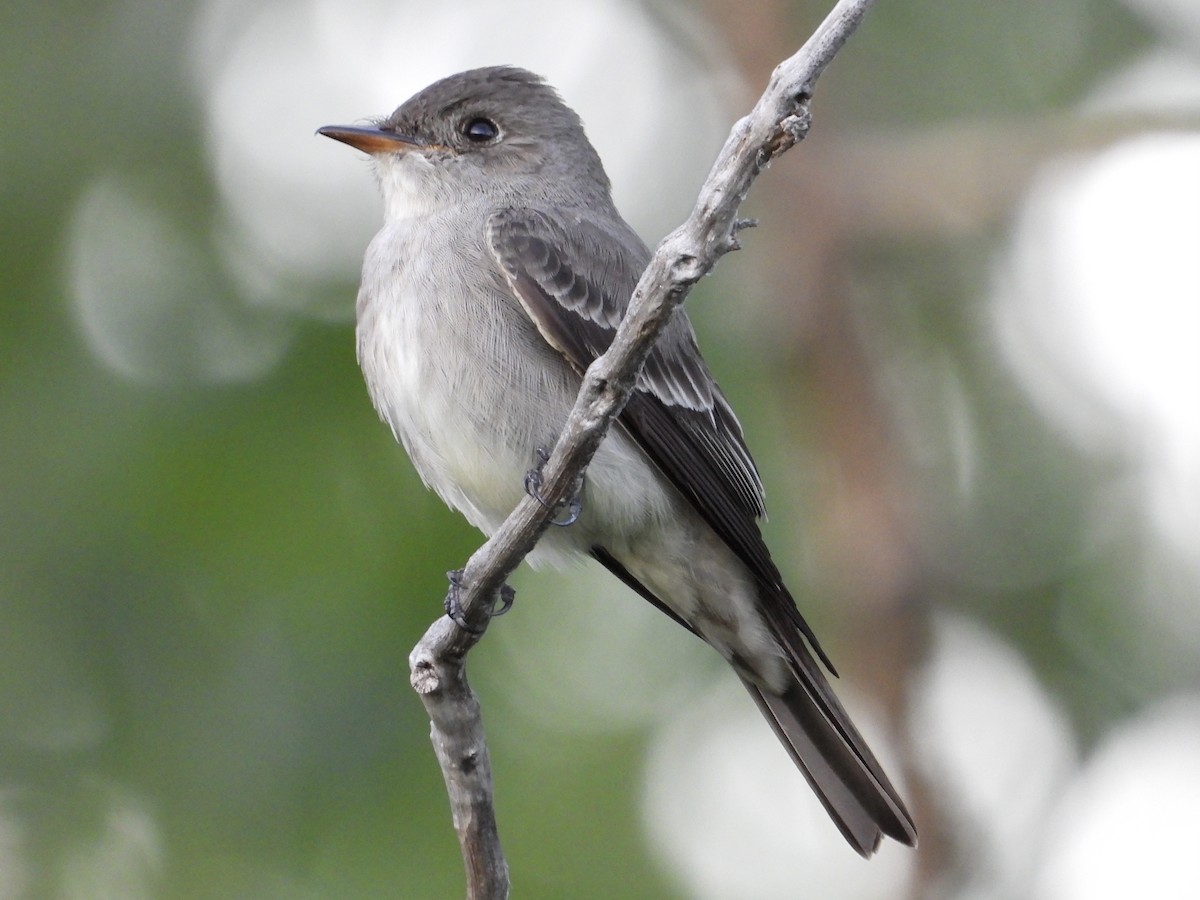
top-left (751, 593), bottom-right (917, 855)
top-left (591, 547), bottom-right (916, 855)
top-left (741, 675), bottom-right (916, 855)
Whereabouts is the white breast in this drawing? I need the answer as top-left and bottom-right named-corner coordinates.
top-left (354, 211), bottom-right (680, 568)
top-left (356, 215), bottom-right (589, 537)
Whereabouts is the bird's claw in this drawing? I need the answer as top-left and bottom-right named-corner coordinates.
top-left (493, 584), bottom-right (515, 617)
top-left (524, 446), bottom-right (584, 527)
top-left (444, 569), bottom-right (515, 634)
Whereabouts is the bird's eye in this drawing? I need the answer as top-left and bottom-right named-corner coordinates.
top-left (462, 117), bottom-right (500, 143)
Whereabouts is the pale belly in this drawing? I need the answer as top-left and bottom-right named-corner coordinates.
top-left (354, 220), bottom-right (675, 566)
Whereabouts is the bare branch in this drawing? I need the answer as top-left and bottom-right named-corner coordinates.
top-left (407, 2), bottom-right (879, 896)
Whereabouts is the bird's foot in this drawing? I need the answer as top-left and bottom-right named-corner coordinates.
top-left (523, 446), bottom-right (584, 527)
top-left (444, 569), bottom-right (515, 634)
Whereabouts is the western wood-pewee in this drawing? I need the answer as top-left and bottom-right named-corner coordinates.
top-left (319, 66), bottom-right (916, 855)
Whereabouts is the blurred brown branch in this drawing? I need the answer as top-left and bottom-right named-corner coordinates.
top-left (823, 111), bottom-right (1200, 237)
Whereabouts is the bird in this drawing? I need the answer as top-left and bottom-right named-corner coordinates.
top-left (319, 65), bottom-right (916, 856)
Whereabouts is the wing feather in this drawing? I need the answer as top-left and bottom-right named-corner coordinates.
top-left (487, 206), bottom-right (767, 521)
top-left (489, 205), bottom-right (915, 852)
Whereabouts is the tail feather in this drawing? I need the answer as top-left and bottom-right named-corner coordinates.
top-left (742, 678), bottom-right (916, 855)
top-left (590, 546), bottom-right (917, 854)
top-left (754, 589), bottom-right (917, 856)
